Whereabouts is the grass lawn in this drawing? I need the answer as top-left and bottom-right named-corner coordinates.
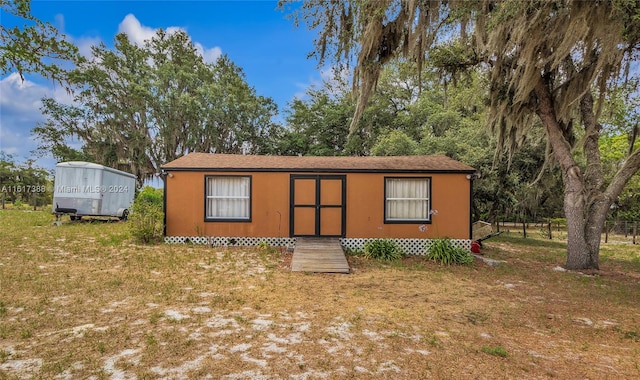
top-left (1, 209), bottom-right (639, 379)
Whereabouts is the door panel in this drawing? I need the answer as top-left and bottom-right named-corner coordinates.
top-left (320, 179), bottom-right (343, 205)
top-left (320, 207), bottom-right (343, 236)
top-left (294, 179), bottom-right (316, 205)
top-left (293, 207), bottom-right (316, 236)
top-left (291, 175), bottom-right (345, 237)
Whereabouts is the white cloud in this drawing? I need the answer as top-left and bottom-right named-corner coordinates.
top-left (0, 73), bottom-right (42, 112)
top-left (118, 14), bottom-right (157, 46)
top-left (0, 73), bottom-right (73, 168)
top-left (117, 14), bottom-right (221, 63)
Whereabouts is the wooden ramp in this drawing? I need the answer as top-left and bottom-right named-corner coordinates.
top-left (291, 238), bottom-right (350, 273)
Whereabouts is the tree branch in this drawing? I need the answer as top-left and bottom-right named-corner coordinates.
top-left (580, 92), bottom-right (604, 194)
top-left (605, 147), bottom-right (640, 203)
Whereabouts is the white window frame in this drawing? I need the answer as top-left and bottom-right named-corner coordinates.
top-left (384, 177), bottom-right (431, 223)
top-left (205, 175), bottom-right (251, 221)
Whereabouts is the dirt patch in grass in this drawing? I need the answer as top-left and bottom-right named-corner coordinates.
top-left (1, 210), bottom-right (639, 379)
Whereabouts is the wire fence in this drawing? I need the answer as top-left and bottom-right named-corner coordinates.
top-left (489, 220), bottom-right (639, 245)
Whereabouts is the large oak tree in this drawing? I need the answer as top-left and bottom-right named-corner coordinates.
top-left (34, 30), bottom-right (281, 183)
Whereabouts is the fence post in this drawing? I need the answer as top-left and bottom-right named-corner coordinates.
top-left (32, 192), bottom-right (37, 211)
top-left (604, 221), bottom-right (609, 243)
top-left (1, 192), bottom-right (4, 209)
top-left (625, 221), bottom-right (628, 237)
top-left (634, 221), bottom-right (637, 245)
top-left (522, 220), bottom-right (527, 239)
top-left (548, 220), bottom-right (552, 239)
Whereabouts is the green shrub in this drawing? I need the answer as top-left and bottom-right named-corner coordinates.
top-left (427, 238), bottom-right (473, 265)
top-left (128, 186), bottom-right (164, 244)
top-left (363, 239), bottom-right (404, 261)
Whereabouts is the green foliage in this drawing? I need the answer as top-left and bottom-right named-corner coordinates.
top-left (0, 153), bottom-right (52, 208)
top-left (279, 61), bottom-right (428, 157)
top-left (280, 86), bottom-right (352, 156)
top-left (128, 186), bottom-right (164, 244)
top-left (481, 345), bottom-right (508, 358)
top-left (135, 186), bottom-right (162, 205)
top-left (427, 238), bottom-right (473, 265)
top-left (363, 239), bottom-right (404, 261)
top-left (0, 0), bottom-right (79, 83)
top-left (371, 129), bottom-right (418, 156)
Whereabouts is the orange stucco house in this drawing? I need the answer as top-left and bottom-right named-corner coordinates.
top-left (161, 153), bottom-right (476, 254)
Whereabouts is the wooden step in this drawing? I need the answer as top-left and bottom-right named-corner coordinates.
top-left (291, 237), bottom-right (349, 273)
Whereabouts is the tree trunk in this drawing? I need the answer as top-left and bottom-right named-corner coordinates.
top-left (534, 78), bottom-right (599, 269)
top-left (578, 92), bottom-right (640, 268)
top-left (533, 78), bottom-right (640, 269)
top-left (578, 93), bottom-right (609, 270)
top-left (563, 206), bottom-right (594, 268)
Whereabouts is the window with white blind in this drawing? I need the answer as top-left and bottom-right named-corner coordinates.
top-left (205, 175), bottom-right (251, 221)
top-left (384, 177), bottom-right (431, 223)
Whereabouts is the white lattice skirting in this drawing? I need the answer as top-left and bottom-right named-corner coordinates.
top-left (340, 238), bottom-right (471, 255)
top-left (164, 236), bottom-right (471, 255)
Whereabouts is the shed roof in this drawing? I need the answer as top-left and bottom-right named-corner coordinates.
top-left (162, 153), bottom-right (475, 173)
top-left (57, 161), bottom-right (137, 178)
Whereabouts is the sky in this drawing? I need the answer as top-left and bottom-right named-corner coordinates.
top-left (0, 0), bottom-right (330, 172)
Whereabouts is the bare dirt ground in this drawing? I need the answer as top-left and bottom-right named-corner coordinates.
top-left (1, 210), bottom-right (639, 379)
